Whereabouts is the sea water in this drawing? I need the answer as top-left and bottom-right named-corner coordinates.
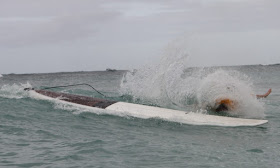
top-left (0, 64), bottom-right (280, 168)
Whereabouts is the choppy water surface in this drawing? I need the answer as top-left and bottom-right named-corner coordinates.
top-left (0, 65), bottom-right (280, 168)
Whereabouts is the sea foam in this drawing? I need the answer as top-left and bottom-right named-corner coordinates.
top-left (0, 83), bottom-right (32, 99)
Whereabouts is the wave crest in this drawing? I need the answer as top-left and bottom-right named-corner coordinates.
top-left (0, 83), bottom-right (32, 99)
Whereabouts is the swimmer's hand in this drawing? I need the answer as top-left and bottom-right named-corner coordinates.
top-left (256, 88), bottom-right (272, 99)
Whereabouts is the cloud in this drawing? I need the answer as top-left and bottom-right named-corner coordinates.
top-left (0, 0), bottom-right (279, 73)
top-left (1, 0), bottom-right (279, 48)
top-left (158, 0), bottom-right (280, 32)
top-left (0, 12), bottom-right (120, 47)
top-left (0, 0), bottom-right (121, 47)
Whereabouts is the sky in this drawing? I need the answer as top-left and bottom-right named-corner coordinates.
top-left (1, 0), bottom-right (280, 74)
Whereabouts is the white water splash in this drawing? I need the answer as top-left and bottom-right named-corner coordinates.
top-left (196, 70), bottom-right (264, 118)
top-left (0, 83), bottom-right (32, 99)
top-left (120, 38), bottom-right (265, 118)
top-left (121, 38), bottom-right (191, 108)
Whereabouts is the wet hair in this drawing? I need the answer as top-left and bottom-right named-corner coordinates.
top-left (216, 103), bottom-right (228, 112)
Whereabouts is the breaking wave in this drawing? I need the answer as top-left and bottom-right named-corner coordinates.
top-left (120, 38), bottom-right (265, 118)
top-left (0, 83), bottom-right (32, 99)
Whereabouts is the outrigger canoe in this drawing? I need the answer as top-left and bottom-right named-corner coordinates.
top-left (26, 89), bottom-right (268, 127)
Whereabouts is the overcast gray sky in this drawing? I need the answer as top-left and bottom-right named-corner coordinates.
top-left (1, 0), bottom-right (280, 74)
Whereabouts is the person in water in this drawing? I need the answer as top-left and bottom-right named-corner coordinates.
top-left (215, 88), bottom-right (272, 112)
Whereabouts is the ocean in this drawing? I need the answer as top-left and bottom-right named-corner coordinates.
top-left (0, 64), bottom-right (280, 168)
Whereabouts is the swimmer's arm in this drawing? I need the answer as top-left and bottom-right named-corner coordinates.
top-left (256, 88), bottom-right (272, 99)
